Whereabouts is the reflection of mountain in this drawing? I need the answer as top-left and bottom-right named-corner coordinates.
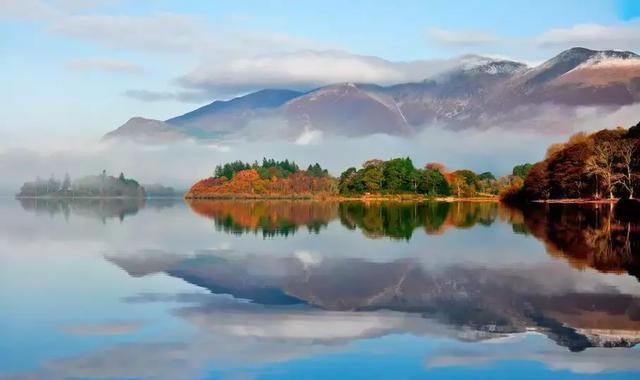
top-left (187, 200), bottom-right (338, 237)
top-left (515, 204), bottom-right (640, 281)
top-left (18, 197), bottom-right (181, 222)
top-left (187, 200), bottom-right (500, 239)
top-left (108, 251), bottom-right (640, 352)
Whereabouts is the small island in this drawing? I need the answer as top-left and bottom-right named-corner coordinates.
top-left (185, 157), bottom-right (527, 200)
top-left (17, 171), bottom-right (146, 198)
top-left (185, 159), bottom-right (337, 199)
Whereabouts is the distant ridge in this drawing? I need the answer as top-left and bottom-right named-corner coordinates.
top-left (104, 47), bottom-right (640, 142)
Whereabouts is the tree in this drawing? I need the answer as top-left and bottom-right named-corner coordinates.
top-left (585, 141), bottom-right (618, 199)
top-left (306, 163), bottom-right (328, 178)
top-left (512, 163), bottom-right (533, 178)
top-left (62, 173), bottom-right (71, 192)
top-left (382, 157), bottom-right (415, 193)
top-left (478, 172), bottom-right (496, 181)
top-left (450, 170), bottom-right (479, 197)
top-left (615, 139), bottom-right (639, 199)
top-left (418, 168), bottom-right (450, 196)
top-left (523, 162), bottom-right (550, 199)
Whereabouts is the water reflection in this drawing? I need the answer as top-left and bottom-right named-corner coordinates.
top-left (4, 198), bottom-right (640, 379)
top-left (187, 199), bottom-right (338, 237)
top-left (17, 197), bottom-right (181, 222)
top-left (108, 249), bottom-right (640, 352)
top-left (518, 203), bottom-right (640, 280)
top-left (339, 201), bottom-right (499, 239)
top-left (188, 199), bottom-right (501, 239)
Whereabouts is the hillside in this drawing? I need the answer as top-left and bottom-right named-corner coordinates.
top-left (104, 47), bottom-right (640, 142)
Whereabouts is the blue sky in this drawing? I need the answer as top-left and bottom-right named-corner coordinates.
top-left (2, 0), bottom-right (640, 144)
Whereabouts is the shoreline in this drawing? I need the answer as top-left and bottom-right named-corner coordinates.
top-left (530, 198), bottom-right (620, 204)
top-left (184, 194), bottom-right (501, 202)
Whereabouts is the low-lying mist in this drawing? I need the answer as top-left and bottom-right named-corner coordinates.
top-left (2, 102), bottom-right (639, 195)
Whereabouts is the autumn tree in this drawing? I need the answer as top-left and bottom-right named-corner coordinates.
top-left (615, 139), bottom-right (639, 199)
top-left (585, 141), bottom-right (618, 199)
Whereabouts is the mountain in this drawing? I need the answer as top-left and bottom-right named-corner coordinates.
top-left (284, 83), bottom-right (413, 136)
top-left (166, 89), bottom-right (302, 138)
top-left (498, 47), bottom-right (640, 107)
top-left (103, 117), bottom-right (187, 142)
top-left (104, 48), bottom-right (640, 142)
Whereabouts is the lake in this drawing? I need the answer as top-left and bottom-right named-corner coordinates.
top-left (1, 198), bottom-right (640, 379)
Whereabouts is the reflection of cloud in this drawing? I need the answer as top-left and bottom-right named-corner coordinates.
top-left (61, 321), bottom-right (144, 336)
top-left (8, 292), bottom-right (640, 380)
top-left (180, 306), bottom-right (497, 343)
top-left (427, 333), bottom-right (640, 374)
top-left (3, 299), bottom-right (499, 380)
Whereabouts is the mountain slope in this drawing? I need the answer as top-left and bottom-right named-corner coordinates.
top-left (283, 83), bottom-right (413, 136)
top-left (103, 117), bottom-right (188, 142)
top-left (167, 89), bottom-right (302, 130)
top-left (104, 47), bottom-right (640, 141)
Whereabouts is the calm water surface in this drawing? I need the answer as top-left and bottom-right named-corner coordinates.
top-left (1, 198), bottom-right (640, 379)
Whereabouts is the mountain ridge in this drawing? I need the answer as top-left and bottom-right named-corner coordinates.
top-left (104, 47), bottom-right (640, 142)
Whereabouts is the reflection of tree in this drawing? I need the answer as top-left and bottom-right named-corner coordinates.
top-left (187, 200), bottom-right (338, 237)
top-left (18, 197), bottom-right (148, 222)
top-left (338, 201), bottom-right (499, 240)
top-left (511, 203), bottom-right (640, 279)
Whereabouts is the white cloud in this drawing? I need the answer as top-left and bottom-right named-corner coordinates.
top-left (178, 50), bottom-right (485, 95)
top-left (536, 23), bottom-right (640, 51)
top-left (0, 0), bottom-right (58, 20)
top-left (50, 13), bottom-right (210, 52)
top-left (426, 27), bottom-right (500, 46)
top-left (66, 58), bottom-right (143, 74)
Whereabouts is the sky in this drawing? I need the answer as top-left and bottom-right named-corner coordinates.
top-left (1, 0), bottom-right (640, 189)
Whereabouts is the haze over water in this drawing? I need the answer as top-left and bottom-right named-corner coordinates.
top-left (1, 198), bottom-right (640, 379)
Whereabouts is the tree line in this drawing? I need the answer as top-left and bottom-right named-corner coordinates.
top-left (18, 171), bottom-right (145, 198)
top-left (503, 121), bottom-right (640, 202)
top-left (338, 158), bottom-right (525, 197)
top-left (187, 160), bottom-right (335, 198)
top-left (190, 157), bottom-right (531, 198)
top-left (214, 158), bottom-right (329, 181)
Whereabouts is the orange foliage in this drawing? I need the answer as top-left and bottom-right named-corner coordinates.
top-left (185, 169), bottom-right (337, 198)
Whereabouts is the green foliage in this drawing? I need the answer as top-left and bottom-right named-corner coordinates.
top-left (213, 158), bottom-right (309, 180)
top-left (478, 172), bottom-right (496, 181)
top-left (338, 157), bottom-right (451, 196)
top-left (214, 161), bottom-right (251, 179)
top-left (512, 163), bottom-right (533, 178)
top-left (306, 163), bottom-right (329, 178)
top-left (417, 168), bottom-right (451, 196)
